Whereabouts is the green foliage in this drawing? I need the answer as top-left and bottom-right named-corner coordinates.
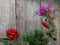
top-left (45, 18), bottom-right (49, 22)
top-left (21, 29), bottom-right (49, 45)
top-left (0, 38), bottom-right (8, 45)
top-left (45, 18), bottom-right (55, 23)
top-left (46, 29), bottom-right (57, 41)
top-left (16, 42), bottom-right (23, 45)
top-left (0, 38), bottom-right (9, 41)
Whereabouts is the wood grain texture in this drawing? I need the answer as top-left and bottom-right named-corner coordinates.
top-left (16, 0), bottom-right (42, 34)
top-left (0, 0), bottom-right (15, 38)
top-left (0, 0), bottom-right (15, 45)
top-left (16, 0), bottom-right (60, 45)
top-left (0, 0), bottom-right (60, 45)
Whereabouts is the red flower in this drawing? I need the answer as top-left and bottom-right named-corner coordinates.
top-left (41, 21), bottom-right (49, 28)
top-left (6, 29), bottom-right (19, 40)
top-left (9, 35), bottom-right (14, 39)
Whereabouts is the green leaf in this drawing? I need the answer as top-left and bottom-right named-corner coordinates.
top-left (49, 18), bottom-right (54, 22)
top-left (3, 38), bottom-right (9, 40)
top-left (34, 29), bottom-right (44, 38)
top-left (21, 29), bottom-right (46, 44)
top-left (16, 42), bottom-right (22, 45)
top-left (21, 34), bottom-right (27, 41)
top-left (53, 9), bottom-right (57, 13)
top-left (0, 38), bottom-right (9, 41)
top-left (46, 30), bottom-right (56, 41)
top-left (47, 33), bottom-right (52, 38)
top-left (52, 37), bottom-right (57, 41)
top-left (4, 41), bottom-right (8, 45)
top-left (50, 29), bottom-right (55, 33)
top-left (45, 18), bottom-right (49, 22)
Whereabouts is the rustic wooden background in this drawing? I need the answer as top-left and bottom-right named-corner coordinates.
top-left (0, 0), bottom-right (60, 45)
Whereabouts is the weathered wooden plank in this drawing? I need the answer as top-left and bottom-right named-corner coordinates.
top-left (16, 0), bottom-right (27, 34)
top-left (16, 0), bottom-right (42, 45)
top-left (8, 0), bottom-right (16, 29)
top-left (0, 0), bottom-right (15, 45)
top-left (16, 0), bottom-right (42, 33)
top-left (0, 0), bottom-right (15, 38)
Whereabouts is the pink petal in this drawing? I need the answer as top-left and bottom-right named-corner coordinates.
top-left (47, 3), bottom-right (52, 10)
top-left (50, 12), bottom-right (55, 18)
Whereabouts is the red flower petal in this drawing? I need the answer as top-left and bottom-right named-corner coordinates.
top-left (9, 35), bottom-right (14, 39)
top-left (41, 21), bottom-right (49, 28)
top-left (6, 28), bottom-right (20, 39)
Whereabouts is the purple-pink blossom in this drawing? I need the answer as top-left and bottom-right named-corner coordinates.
top-left (50, 12), bottom-right (55, 18)
top-left (47, 3), bottom-right (52, 10)
top-left (38, 6), bottom-right (46, 16)
top-left (37, 3), bottom-right (54, 17)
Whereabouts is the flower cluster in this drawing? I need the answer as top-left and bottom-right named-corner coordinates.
top-left (38, 3), bottom-right (55, 18)
top-left (6, 29), bottom-right (19, 40)
top-left (38, 3), bottom-right (57, 41)
top-left (37, 3), bottom-right (56, 28)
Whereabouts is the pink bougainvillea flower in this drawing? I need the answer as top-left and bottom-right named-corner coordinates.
top-left (50, 12), bottom-right (55, 18)
top-left (38, 6), bottom-right (46, 16)
top-left (47, 3), bottom-right (52, 10)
